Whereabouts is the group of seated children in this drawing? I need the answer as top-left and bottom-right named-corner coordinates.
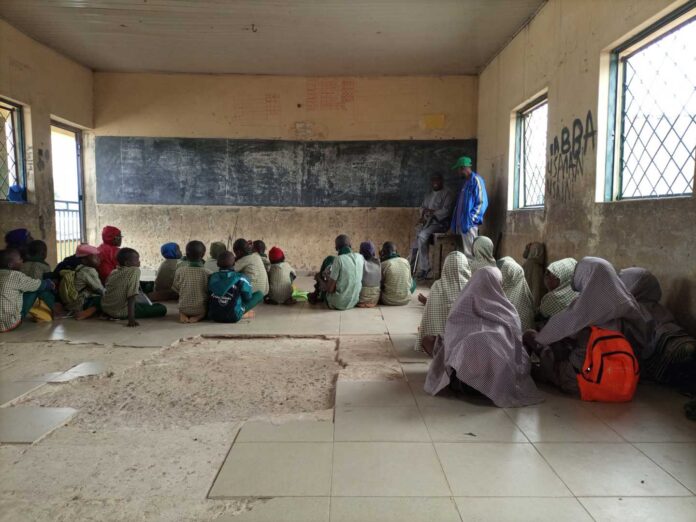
top-left (308, 235), bottom-right (416, 310)
top-left (416, 235), bottom-right (695, 405)
top-left (0, 226), bottom-right (299, 331)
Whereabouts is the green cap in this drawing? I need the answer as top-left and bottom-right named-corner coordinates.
top-left (451, 156), bottom-right (473, 169)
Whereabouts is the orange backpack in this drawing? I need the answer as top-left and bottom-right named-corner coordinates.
top-left (577, 326), bottom-right (640, 402)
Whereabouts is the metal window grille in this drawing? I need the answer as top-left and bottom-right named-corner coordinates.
top-left (517, 100), bottom-right (548, 207)
top-left (0, 98), bottom-right (26, 201)
top-left (618, 16), bottom-right (696, 199)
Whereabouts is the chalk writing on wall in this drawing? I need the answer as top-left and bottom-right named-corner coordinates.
top-left (546, 110), bottom-right (596, 203)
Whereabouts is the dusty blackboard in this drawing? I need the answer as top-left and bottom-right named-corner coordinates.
top-left (95, 137), bottom-right (477, 207)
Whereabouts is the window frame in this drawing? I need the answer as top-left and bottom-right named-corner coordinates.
top-left (0, 96), bottom-right (27, 203)
top-left (605, 3), bottom-right (696, 201)
top-left (513, 94), bottom-right (548, 210)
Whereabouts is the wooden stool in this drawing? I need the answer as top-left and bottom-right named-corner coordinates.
top-left (430, 233), bottom-right (459, 279)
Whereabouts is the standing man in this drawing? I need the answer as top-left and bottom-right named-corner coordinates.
top-left (451, 156), bottom-right (488, 258)
top-left (412, 174), bottom-right (455, 279)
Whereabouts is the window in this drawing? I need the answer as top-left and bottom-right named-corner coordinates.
top-left (0, 98), bottom-right (26, 202)
top-left (607, 9), bottom-right (696, 200)
top-left (513, 97), bottom-right (548, 208)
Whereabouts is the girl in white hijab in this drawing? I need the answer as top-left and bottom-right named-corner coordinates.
top-left (415, 252), bottom-right (471, 352)
top-left (470, 236), bottom-right (496, 273)
top-left (424, 266), bottom-right (543, 408)
top-left (525, 257), bottom-right (653, 394)
top-left (498, 256), bottom-right (536, 331)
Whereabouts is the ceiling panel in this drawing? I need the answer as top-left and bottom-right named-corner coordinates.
top-left (0, 0), bottom-right (545, 75)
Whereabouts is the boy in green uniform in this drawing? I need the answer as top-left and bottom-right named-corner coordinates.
top-left (265, 246), bottom-right (297, 305)
top-left (204, 241), bottom-right (227, 273)
top-left (208, 251), bottom-right (264, 322)
top-left (101, 248), bottom-right (167, 326)
top-left (253, 240), bottom-right (271, 272)
top-left (20, 240), bottom-right (51, 279)
top-left (380, 242), bottom-right (416, 306)
top-left (0, 248), bottom-right (55, 332)
top-left (173, 240), bottom-right (211, 323)
top-left (233, 238), bottom-right (269, 296)
top-left (325, 235), bottom-right (364, 311)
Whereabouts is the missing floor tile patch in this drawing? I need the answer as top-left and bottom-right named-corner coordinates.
top-left (20, 337), bottom-right (341, 430)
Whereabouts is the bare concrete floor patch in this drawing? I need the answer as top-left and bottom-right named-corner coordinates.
top-left (22, 338), bottom-right (340, 430)
top-left (1, 337), bottom-right (341, 521)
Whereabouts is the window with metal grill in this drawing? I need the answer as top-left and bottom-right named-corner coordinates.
top-left (0, 98), bottom-right (26, 202)
top-left (608, 8), bottom-right (696, 200)
top-left (514, 98), bottom-right (548, 209)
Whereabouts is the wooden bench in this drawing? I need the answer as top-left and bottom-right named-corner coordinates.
top-left (430, 233), bottom-right (459, 279)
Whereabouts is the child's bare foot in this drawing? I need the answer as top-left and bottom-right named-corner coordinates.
top-left (179, 313), bottom-right (190, 323)
top-left (242, 310), bottom-right (255, 319)
top-left (75, 307), bottom-right (97, 320)
top-left (188, 314), bottom-right (205, 323)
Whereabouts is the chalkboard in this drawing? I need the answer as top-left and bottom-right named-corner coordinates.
top-left (96, 137), bottom-right (477, 207)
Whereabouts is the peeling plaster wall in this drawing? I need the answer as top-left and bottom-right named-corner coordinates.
top-left (91, 73), bottom-right (478, 268)
top-left (0, 20), bottom-right (93, 264)
top-left (477, 0), bottom-right (696, 333)
top-left (97, 205), bottom-right (415, 271)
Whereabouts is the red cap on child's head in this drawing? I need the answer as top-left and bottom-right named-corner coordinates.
top-left (269, 246), bottom-right (284, 263)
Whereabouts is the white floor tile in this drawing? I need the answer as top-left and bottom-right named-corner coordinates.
top-left (332, 442), bottom-right (451, 497)
top-left (582, 402), bottom-right (696, 442)
top-left (435, 443), bottom-right (571, 497)
top-left (335, 380), bottom-right (416, 408)
top-left (208, 442), bottom-right (333, 498)
top-left (535, 442), bottom-right (692, 496)
top-left (506, 398), bottom-right (622, 442)
top-left (579, 496), bottom-right (696, 522)
top-left (0, 407), bottom-right (77, 443)
top-left (635, 442), bottom-right (696, 493)
top-left (331, 497), bottom-right (461, 522)
top-left (334, 406), bottom-right (430, 442)
top-left (235, 420), bottom-right (334, 442)
top-left (423, 404), bottom-right (527, 442)
top-left (454, 497), bottom-right (593, 521)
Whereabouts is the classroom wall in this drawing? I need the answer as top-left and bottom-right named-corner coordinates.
top-left (90, 73), bottom-right (478, 269)
top-left (476, 0), bottom-right (696, 333)
top-left (0, 20), bottom-right (93, 264)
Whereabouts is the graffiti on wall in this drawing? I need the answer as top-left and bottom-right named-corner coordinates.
top-left (546, 110), bottom-right (596, 203)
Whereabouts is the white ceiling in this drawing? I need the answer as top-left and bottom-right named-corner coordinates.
top-left (0, 0), bottom-right (545, 75)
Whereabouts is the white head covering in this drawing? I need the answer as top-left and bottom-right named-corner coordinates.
top-left (470, 236), bottom-right (496, 273)
top-left (498, 256), bottom-right (536, 331)
top-left (537, 257), bottom-right (654, 359)
top-left (425, 266), bottom-right (543, 408)
top-left (539, 258), bottom-right (579, 318)
top-left (415, 252), bottom-right (471, 351)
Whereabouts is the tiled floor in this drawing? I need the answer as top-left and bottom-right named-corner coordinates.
top-left (2, 276), bottom-right (695, 521)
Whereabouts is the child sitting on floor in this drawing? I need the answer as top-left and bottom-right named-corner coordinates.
top-left (19, 239), bottom-right (60, 319)
top-left (265, 246), bottom-right (297, 305)
top-left (204, 241), bottom-right (227, 273)
top-left (66, 244), bottom-right (105, 320)
top-left (101, 248), bottom-right (167, 327)
top-left (150, 242), bottom-right (182, 302)
top-left (0, 248), bottom-right (56, 333)
top-left (253, 240), bottom-right (271, 272)
top-left (20, 240), bottom-right (51, 279)
top-left (172, 240), bottom-right (211, 323)
top-left (208, 251), bottom-right (264, 322)
top-left (380, 241), bottom-right (416, 306)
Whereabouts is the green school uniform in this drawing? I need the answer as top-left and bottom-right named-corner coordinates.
top-left (327, 252), bottom-right (364, 311)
